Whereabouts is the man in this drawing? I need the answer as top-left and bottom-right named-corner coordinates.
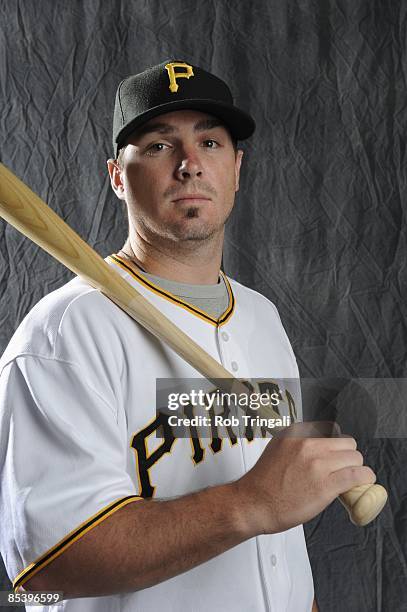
top-left (0, 61), bottom-right (375, 611)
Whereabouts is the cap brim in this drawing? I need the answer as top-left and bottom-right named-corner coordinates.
top-left (115, 98), bottom-right (255, 155)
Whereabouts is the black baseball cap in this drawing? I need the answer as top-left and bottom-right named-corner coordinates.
top-left (112, 60), bottom-right (256, 157)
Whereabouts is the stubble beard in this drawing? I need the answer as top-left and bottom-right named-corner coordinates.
top-left (133, 204), bottom-right (233, 247)
top-left (168, 203), bottom-right (235, 243)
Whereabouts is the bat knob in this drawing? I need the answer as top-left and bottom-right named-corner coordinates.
top-left (339, 483), bottom-right (388, 526)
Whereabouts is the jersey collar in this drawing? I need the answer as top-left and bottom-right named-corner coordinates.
top-left (107, 254), bottom-right (235, 327)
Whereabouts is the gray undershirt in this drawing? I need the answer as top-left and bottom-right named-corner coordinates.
top-left (142, 271), bottom-right (230, 319)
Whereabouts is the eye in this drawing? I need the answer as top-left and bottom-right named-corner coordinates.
top-left (146, 142), bottom-right (170, 155)
top-left (202, 139), bottom-right (219, 148)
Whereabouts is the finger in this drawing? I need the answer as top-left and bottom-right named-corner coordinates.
top-left (311, 436), bottom-right (358, 452)
top-left (329, 465), bottom-right (376, 496)
top-left (323, 450), bottom-right (364, 474)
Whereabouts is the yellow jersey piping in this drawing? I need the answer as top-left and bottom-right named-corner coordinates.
top-left (13, 495), bottom-right (142, 591)
top-left (107, 254), bottom-right (235, 327)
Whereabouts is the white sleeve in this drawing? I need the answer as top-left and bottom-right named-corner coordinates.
top-left (0, 355), bottom-right (140, 589)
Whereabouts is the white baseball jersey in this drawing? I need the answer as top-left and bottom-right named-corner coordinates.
top-left (0, 254), bottom-right (314, 611)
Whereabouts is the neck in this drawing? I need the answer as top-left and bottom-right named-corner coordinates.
top-left (118, 230), bottom-right (224, 285)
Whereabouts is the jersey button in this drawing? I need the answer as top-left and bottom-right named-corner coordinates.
top-left (231, 361), bottom-right (238, 372)
top-left (270, 554), bottom-right (277, 567)
top-left (221, 331), bottom-right (229, 341)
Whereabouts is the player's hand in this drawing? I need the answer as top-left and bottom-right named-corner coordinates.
top-left (233, 421), bottom-right (376, 536)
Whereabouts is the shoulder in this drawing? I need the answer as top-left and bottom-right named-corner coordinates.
top-left (226, 275), bottom-right (281, 319)
top-left (0, 276), bottom-right (121, 370)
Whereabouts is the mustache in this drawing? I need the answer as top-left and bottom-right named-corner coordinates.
top-left (163, 183), bottom-right (217, 198)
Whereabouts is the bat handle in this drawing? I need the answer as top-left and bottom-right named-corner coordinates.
top-left (338, 483), bottom-right (388, 526)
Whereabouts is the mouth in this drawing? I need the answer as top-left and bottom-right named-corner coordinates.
top-left (172, 194), bottom-right (212, 203)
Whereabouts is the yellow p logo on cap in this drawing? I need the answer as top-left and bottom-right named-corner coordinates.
top-left (165, 62), bottom-right (194, 93)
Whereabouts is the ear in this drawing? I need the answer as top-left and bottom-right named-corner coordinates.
top-left (234, 150), bottom-right (244, 192)
top-left (107, 159), bottom-right (126, 200)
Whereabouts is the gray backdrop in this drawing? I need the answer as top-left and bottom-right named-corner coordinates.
top-left (1, 1), bottom-right (406, 610)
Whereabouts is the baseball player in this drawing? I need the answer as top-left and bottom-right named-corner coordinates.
top-left (0, 61), bottom-right (375, 611)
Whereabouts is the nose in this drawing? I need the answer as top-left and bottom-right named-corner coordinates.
top-left (175, 147), bottom-right (203, 180)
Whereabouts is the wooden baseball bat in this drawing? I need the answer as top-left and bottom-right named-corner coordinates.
top-left (0, 162), bottom-right (387, 526)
